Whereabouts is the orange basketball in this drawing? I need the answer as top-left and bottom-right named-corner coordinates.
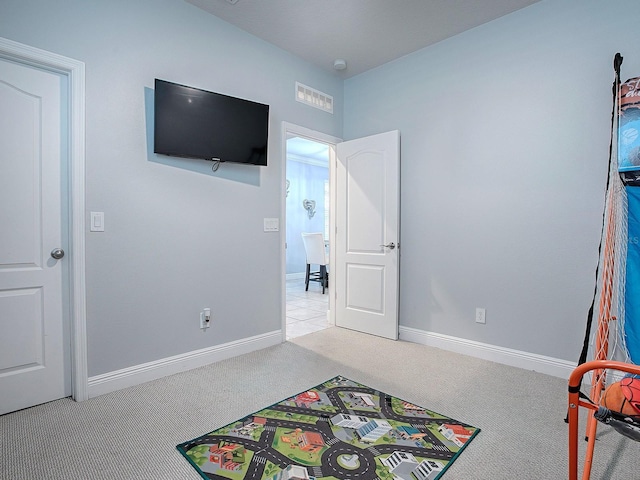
top-left (601, 378), bottom-right (640, 416)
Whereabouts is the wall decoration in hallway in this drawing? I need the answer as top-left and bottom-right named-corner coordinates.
top-left (303, 199), bottom-right (316, 218)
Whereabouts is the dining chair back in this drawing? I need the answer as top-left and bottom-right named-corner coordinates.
top-left (301, 232), bottom-right (328, 293)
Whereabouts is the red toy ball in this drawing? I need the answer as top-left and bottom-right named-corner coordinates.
top-left (620, 376), bottom-right (640, 414)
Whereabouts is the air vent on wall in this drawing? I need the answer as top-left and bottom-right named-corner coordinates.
top-left (295, 82), bottom-right (333, 114)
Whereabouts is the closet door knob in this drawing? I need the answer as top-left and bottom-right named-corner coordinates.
top-left (50, 248), bottom-right (65, 259)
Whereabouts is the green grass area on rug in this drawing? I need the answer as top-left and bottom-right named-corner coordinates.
top-left (177, 375), bottom-right (479, 480)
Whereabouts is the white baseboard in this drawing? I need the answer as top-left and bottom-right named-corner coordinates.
top-left (399, 326), bottom-right (576, 379)
top-left (87, 326), bottom-right (577, 398)
top-left (88, 330), bottom-right (282, 398)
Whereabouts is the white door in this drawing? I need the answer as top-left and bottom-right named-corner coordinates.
top-left (0, 58), bottom-right (67, 414)
top-left (335, 130), bottom-right (400, 339)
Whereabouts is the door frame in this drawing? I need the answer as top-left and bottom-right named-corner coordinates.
top-left (281, 122), bottom-right (341, 341)
top-left (0, 37), bottom-right (88, 401)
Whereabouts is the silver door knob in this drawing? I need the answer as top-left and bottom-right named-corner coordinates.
top-left (51, 248), bottom-right (65, 259)
top-left (380, 242), bottom-right (396, 250)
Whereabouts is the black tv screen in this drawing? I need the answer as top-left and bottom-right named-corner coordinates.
top-left (153, 79), bottom-right (269, 166)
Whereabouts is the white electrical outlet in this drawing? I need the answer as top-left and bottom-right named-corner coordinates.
top-left (200, 308), bottom-right (211, 329)
top-left (475, 307), bottom-right (486, 324)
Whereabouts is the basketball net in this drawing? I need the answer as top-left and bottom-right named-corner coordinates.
top-left (583, 57), bottom-right (632, 408)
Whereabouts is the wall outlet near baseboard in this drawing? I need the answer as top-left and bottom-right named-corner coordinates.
top-left (200, 308), bottom-right (211, 329)
top-left (475, 307), bottom-right (486, 324)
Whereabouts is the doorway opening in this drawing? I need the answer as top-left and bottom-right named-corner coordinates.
top-left (282, 123), bottom-right (339, 340)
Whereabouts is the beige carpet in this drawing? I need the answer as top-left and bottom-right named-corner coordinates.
top-left (1, 327), bottom-right (636, 479)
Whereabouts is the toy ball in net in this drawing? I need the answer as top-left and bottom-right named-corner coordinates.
top-left (620, 376), bottom-right (640, 413)
top-left (601, 376), bottom-right (640, 416)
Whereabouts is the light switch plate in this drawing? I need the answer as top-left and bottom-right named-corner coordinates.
top-left (90, 212), bottom-right (104, 232)
top-left (263, 218), bottom-right (279, 232)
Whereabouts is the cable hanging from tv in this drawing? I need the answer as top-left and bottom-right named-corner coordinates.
top-left (211, 158), bottom-right (222, 172)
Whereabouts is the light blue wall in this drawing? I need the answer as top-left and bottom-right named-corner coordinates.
top-left (0, 0), bottom-right (343, 376)
top-left (344, 0), bottom-right (640, 360)
top-left (286, 160), bottom-right (329, 274)
top-left (4, 0), bottom-right (640, 374)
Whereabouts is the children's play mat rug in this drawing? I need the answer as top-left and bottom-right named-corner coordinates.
top-left (177, 376), bottom-right (480, 480)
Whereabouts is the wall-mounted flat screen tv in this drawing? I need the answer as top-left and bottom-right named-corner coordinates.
top-left (154, 79), bottom-right (269, 166)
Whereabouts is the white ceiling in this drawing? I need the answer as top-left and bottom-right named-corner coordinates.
top-left (286, 135), bottom-right (330, 166)
top-left (186, 0), bottom-right (541, 78)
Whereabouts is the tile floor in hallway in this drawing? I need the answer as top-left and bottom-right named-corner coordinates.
top-left (286, 277), bottom-right (331, 340)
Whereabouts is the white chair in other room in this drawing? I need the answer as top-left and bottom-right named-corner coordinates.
top-left (301, 232), bottom-right (328, 294)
